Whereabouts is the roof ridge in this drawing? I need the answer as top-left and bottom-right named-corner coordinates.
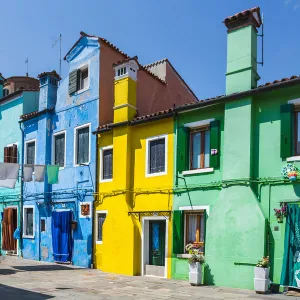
top-left (144, 58), bottom-right (168, 68)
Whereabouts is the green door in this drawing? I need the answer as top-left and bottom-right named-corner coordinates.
top-left (149, 220), bottom-right (166, 266)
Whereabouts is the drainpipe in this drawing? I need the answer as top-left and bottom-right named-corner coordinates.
top-left (19, 122), bottom-right (24, 257)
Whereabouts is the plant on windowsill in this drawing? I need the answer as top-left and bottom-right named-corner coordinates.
top-left (254, 256), bottom-right (270, 294)
top-left (274, 202), bottom-right (287, 223)
top-left (281, 164), bottom-right (299, 182)
top-left (185, 243), bottom-right (205, 286)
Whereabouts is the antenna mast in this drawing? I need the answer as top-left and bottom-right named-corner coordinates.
top-left (25, 57), bottom-right (29, 76)
top-left (52, 34), bottom-right (62, 79)
top-left (258, 13), bottom-right (264, 66)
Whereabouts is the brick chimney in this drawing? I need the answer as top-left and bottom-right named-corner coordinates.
top-left (224, 7), bottom-right (262, 95)
top-left (37, 71), bottom-right (60, 111)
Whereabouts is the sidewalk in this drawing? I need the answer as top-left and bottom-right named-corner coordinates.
top-left (0, 256), bottom-right (290, 299)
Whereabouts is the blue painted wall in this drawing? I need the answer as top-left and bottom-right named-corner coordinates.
top-left (0, 91), bottom-right (39, 255)
top-left (22, 36), bottom-right (99, 267)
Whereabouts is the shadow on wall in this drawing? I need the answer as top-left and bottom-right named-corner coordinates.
top-left (293, 184), bottom-right (300, 198)
top-left (0, 284), bottom-right (54, 299)
top-left (204, 265), bottom-right (215, 286)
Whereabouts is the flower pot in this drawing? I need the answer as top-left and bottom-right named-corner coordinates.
top-left (254, 278), bottom-right (269, 293)
top-left (277, 217), bottom-right (283, 223)
top-left (189, 262), bottom-right (202, 286)
top-left (254, 267), bottom-right (269, 279)
top-left (289, 175), bottom-right (297, 181)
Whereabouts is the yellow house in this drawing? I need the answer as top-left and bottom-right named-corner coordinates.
top-left (93, 58), bottom-right (174, 278)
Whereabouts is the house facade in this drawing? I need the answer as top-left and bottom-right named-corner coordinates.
top-left (0, 74), bottom-right (39, 256)
top-left (171, 7), bottom-right (300, 290)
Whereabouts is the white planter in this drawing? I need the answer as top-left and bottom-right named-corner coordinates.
top-left (254, 278), bottom-right (269, 293)
top-left (254, 267), bottom-right (269, 279)
top-left (189, 262), bottom-right (202, 286)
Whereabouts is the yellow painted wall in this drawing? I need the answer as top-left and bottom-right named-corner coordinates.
top-left (94, 118), bottom-right (174, 278)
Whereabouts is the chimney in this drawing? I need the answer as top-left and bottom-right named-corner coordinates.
top-left (224, 7), bottom-right (262, 95)
top-left (113, 57), bottom-right (139, 123)
top-left (0, 73), bottom-right (4, 99)
top-left (37, 71), bottom-right (60, 111)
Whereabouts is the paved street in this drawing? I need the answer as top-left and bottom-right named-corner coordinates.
top-left (0, 256), bottom-right (291, 299)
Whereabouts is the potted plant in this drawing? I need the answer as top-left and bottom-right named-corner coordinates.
top-left (186, 244), bottom-right (205, 286)
top-left (274, 202), bottom-right (287, 223)
top-left (254, 256), bottom-right (270, 293)
top-left (282, 163), bottom-right (299, 182)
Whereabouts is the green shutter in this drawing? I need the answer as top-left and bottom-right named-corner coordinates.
top-left (177, 127), bottom-right (189, 173)
top-left (210, 120), bottom-right (220, 168)
top-left (68, 69), bottom-right (80, 95)
top-left (280, 104), bottom-right (293, 158)
top-left (172, 210), bottom-right (184, 255)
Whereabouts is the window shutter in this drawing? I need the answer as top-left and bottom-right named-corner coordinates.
top-left (172, 210), bottom-right (184, 255)
top-left (4, 147), bottom-right (9, 163)
top-left (177, 127), bottom-right (189, 173)
top-left (12, 144), bottom-right (18, 163)
top-left (280, 104), bottom-right (293, 158)
top-left (68, 69), bottom-right (80, 95)
top-left (210, 120), bottom-right (220, 168)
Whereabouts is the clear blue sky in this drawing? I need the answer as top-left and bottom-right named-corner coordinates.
top-left (0, 0), bottom-right (299, 99)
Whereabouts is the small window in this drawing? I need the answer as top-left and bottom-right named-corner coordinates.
top-left (117, 67), bottom-right (127, 77)
top-left (96, 212), bottom-right (107, 243)
top-left (23, 207), bottom-right (34, 237)
top-left (146, 135), bottom-right (167, 176)
top-left (79, 68), bottom-right (88, 91)
top-left (41, 219), bottom-right (46, 232)
top-left (80, 203), bottom-right (90, 217)
top-left (54, 132), bottom-right (65, 167)
top-left (185, 211), bottom-right (205, 254)
top-left (75, 125), bottom-right (90, 165)
top-left (4, 144), bottom-right (18, 163)
top-left (101, 147), bottom-right (113, 181)
top-left (25, 140), bottom-right (36, 165)
top-left (190, 128), bottom-right (210, 169)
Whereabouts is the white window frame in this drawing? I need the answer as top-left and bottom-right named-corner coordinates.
top-left (74, 123), bottom-right (91, 167)
top-left (95, 210), bottom-right (107, 244)
top-left (52, 130), bottom-right (66, 168)
top-left (79, 201), bottom-right (92, 218)
top-left (23, 205), bottom-right (35, 239)
top-left (24, 139), bottom-right (36, 165)
top-left (100, 145), bottom-right (113, 183)
top-left (76, 64), bottom-right (89, 94)
top-left (145, 134), bottom-right (168, 177)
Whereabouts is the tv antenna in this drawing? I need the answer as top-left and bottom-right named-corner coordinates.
top-left (258, 13), bottom-right (264, 66)
top-left (25, 57), bottom-right (29, 76)
top-left (52, 34), bottom-right (62, 78)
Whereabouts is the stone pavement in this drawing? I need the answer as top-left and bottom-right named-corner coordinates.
top-left (0, 256), bottom-right (292, 299)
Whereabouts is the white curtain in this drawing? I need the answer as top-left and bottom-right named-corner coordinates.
top-left (188, 215), bottom-right (197, 243)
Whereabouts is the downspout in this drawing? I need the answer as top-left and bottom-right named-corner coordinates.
top-left (19, 122), bottom-right (24, 257)
top-left (175, 112), bottom-right (179, 186)
top-left (91, 133), bottom-right (99, 269)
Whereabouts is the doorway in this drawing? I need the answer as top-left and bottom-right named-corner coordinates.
top-left (2, 207), bottom-right (18, 255)
top-left (142, 217), bottom-right (168, 278)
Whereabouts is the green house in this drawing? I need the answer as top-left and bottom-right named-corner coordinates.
top-left (171, 7), bottom-right (300, 289)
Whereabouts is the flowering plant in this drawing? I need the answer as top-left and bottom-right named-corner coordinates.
top-left (282, 164), bottom-right (299, 181)
top-left (274, 202), bottom-right (287, 222)
top-left (185, 244), bottom-right (205, 265)
top-left (256, 256), bottom-right (269, 268)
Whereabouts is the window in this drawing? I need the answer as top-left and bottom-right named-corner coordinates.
top-left (79, 68), bottom-right (88, 91)
top-left (96, 212), bottom-right (107, 243)
top-left (117, 67), bottom-right (127, 77)
top-left (41, 219), bottom-right (46, 232)
top-left (4, 144), bottom-right (18, 163)
top-left (146, 135), bottom-right (167, 177)
top-left (185, 211), bottom-right (205, 254)
top-left (23, 206), bottom-right (34, 238)
top-left (100, 147), bottom-right (113, 181)
top-left (295, 108), bottom-right (300, 155)
top-left (190, 128), bottom-right (210, 169)
top-left (25, 140), bottom-right (36, 165)
top-left (53, 132), bottom-right (65, 167)
top-left (75, 125), bottom-right (90, 165)
top-left (79, 202), bottom-right (91, 218)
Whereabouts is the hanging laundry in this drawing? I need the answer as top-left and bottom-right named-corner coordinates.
top-left (34, 165), bottom-right (46, 182)
top-left (13, 227), bottom-right (21, 240)
top-left (47, 165), bottom-right (59, 184)
top-left (23, 164), bottom-right (34, 182)
top-left (0, 163), bottom-right (20, 189)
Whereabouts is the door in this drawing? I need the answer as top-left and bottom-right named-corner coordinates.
top-left (51, 211), bottom-right (72, 263)
top-left (2, 208), bottom-right (17, 253)
top-left (149, 220), bottom-right (166, 266)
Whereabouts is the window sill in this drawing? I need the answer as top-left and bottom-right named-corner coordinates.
top-left (96, 241), bottom-right (103, 245)
top-left (177, 254), bottom-right (191, 259)
top-left (100, 179), bottom-right (113, 183)
top-left (182, 168), bottom-right (214, 176)
top-left (74, 162), bottom-right (90, 167)
top-left (76, 87), bottom-right (89, 95)
top-left (145, 171), bottom-right (167, 178)
top-left (23, 235), bottom-right (34, 239)
top-left (287, 156), bottom-right (300, 162)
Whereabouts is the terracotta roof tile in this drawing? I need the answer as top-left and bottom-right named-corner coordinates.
top-left (20, 108), bottom-right (54, 121)
top-left (38, 70), bottom-right (61, 80)
top-left (132, 108), bottom-right (173, 122)
top-left (224, 7), bottom-right (262, 28)
top-left (258, 75), bottom-right (300, 88)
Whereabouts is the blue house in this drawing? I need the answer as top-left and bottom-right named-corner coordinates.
top-left (20, 35), bottom-right (100, 267)
top-left (0, 74), bottom-right (39, 256)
